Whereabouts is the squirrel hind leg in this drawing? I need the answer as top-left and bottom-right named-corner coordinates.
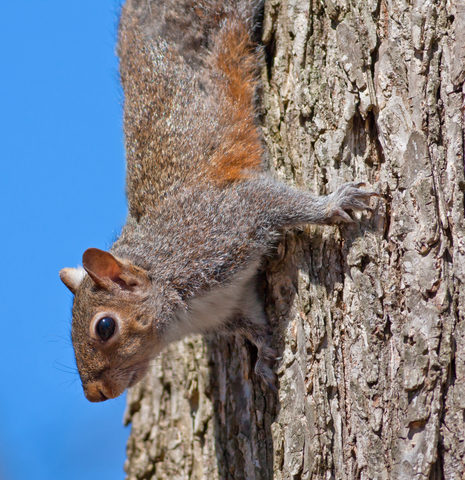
top-left (219, 279), bottom-right (278, 389)
top-left (254, 343), bottom-right (278, 391)
top-left (225, 316), bottom-right (277, 390)
top-left (238, 287), bottom-right (278, 390)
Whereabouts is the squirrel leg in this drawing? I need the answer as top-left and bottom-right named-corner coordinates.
top-left (242, 177), bottom-right (379, 228)
top-left (219, 282), bottom-right (277, 390)
top-left (238, 284), bottom-right (277, 390)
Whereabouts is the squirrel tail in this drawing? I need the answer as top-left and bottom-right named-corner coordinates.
top-left (206, 8), bottom-right (264, 183)
top-left (119, 1), bottom-right (265, 202)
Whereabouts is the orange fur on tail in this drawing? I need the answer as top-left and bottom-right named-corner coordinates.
top-left (207, 20), bottom-right (263, 183)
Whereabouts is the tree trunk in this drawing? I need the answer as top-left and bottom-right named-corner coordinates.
top-left (123, 1), bottom-right (465, 479)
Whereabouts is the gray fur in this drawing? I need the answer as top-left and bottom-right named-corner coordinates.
top-left (111, 176), bottom-right (376, 387)
top-left (62, 0), bottom-right (377, 400)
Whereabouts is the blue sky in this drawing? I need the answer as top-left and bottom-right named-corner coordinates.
top-left (0, 2), bottom-right (132, 479)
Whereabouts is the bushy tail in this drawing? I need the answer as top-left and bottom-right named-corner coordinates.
top-left (118, 0), bottom-right (264, 216)
top-left (120, 0), bottom-right (263, 67)
top-left (206, 13), bottom-right (263, 183)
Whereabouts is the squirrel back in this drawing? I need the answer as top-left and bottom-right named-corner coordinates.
top-left (119, 0), bottom-right (264, 220)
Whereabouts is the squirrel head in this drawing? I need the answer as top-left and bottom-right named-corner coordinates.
top-left (60, 248), bottom-right (159, 402)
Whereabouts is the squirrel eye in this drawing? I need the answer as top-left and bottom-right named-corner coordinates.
top-left (95, 317), bottom-right (116, 341)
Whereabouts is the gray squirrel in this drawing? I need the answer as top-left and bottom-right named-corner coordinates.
top-left (60, 0), bottom-right (378, 402)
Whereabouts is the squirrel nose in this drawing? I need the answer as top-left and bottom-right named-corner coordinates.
top-left (83, 381), bottom-right (116, 402)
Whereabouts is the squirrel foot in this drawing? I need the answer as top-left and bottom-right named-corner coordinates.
top-left (255, 344), bottom-right (278, 391)
top-left (326, 181), bottom-right (380, 223)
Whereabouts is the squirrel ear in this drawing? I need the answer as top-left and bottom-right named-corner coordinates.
top-left (82, 248), bottom-right (124, 289)
top-left (82, 248), bottom-right (148, 292)
top-left (59, 267), bottom-right (86, 294)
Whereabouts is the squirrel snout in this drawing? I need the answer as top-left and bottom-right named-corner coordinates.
top-left (81, 363), bottom-right (150, 402)
top-left (83, 380), bottom-right (122, 403)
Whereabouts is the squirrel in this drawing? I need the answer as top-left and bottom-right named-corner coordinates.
top-left (60, 0), bottom-right (378, 402)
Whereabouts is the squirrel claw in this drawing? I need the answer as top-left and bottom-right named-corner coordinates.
top-left (327, 182), bottom-right (379, 224)
top-left (332, 208), bottom-right (356, 223)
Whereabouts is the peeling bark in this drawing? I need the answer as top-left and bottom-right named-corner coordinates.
top-left (123, 1), bottom-right (465, 479)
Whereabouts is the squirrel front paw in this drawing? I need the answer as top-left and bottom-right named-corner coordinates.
top-left (326, 182), bottom-right (380, 223)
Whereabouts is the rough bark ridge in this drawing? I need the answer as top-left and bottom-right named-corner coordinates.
top-left (123, 1), bottom-right (465, 479)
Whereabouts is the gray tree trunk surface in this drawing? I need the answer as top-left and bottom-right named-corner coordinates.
top-left (122, 1), bottom-right (465, 479)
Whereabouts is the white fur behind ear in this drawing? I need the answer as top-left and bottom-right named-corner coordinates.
top-left (59, 266), bottom-right (87, 294)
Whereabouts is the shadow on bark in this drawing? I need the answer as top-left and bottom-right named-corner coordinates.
top-left (206, 225), bottom-right (376, 479)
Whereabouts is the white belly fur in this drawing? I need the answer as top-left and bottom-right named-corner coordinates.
top-left (165, 262), bottom-right (259, 343)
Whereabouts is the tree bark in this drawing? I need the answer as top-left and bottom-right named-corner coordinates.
top-left (123, 1), bottom-right (465, 479)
